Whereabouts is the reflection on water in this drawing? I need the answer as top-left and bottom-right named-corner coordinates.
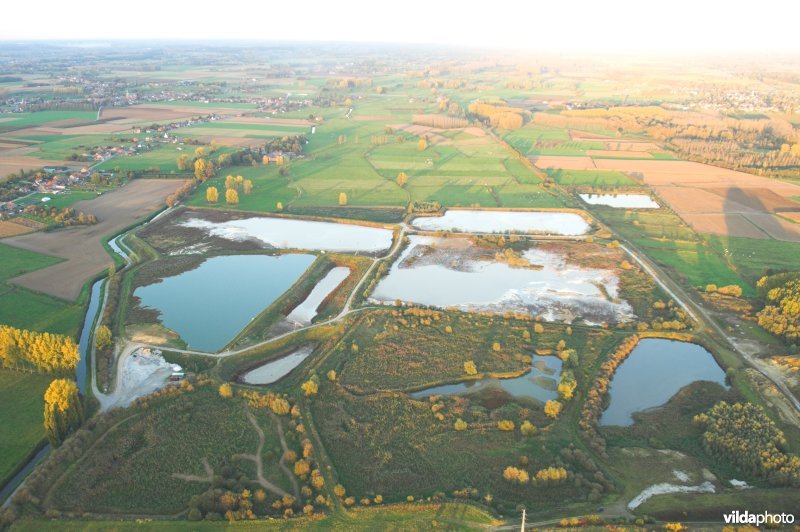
top-left (135, 254), bottom-right (315, 351)
top-left (411, 355), bottom-right (563, 402)
top-left (412, 209), bottom-right (589, 235)
top-left (601, 339), bottom-right (727, 426)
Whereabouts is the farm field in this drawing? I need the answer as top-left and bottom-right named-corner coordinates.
top-left (0, 370), bottom-right (52, 488)
top-left (3, 179), bottom-right (186, 300)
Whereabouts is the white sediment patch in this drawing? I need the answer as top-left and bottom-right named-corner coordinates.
top-left (286, 267), bottom-right (350, 325)
top-left (370, 236), bottom-right (633, 323)
top-left (411, 210), bottom-right (589, 235)
top-left (673, 470), bottom-right (690, 482)
top-left (104, 347), bottom-right (173, 410)
top-left (241, 345), bottom-right (314, 385)
top-left (181, 216), bottom-right (393, 252)
top-left (579, 193), bottom-right (660, 209)
top-left (627, 481), bottom-right (715, 510)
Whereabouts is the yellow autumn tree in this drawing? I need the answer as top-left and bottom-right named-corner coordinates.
top-left (463, 360), bottom-right (478, 375)
top-left (243, 179), bottom-right (253, 195)
top-left (338, 192), bottom-right (348, 206)
top-left (194, 158), bottom-right (207, 181)
top-left (544, 400), bottom-right (563, 419)
top-left (218, 383), bottom-right (233, 398)
top-left (417, 138), bottom-right (428, 151)
top-left (0, 325), bottom-right (79, 374)
top-left (206, 186), bottom-right (219, 203)
top-left (44, 379), bottom-right (83, 447)
top-left (226, 188), bottom-right (239, 204)
top-left (396, 172), bottom-right (408, 187)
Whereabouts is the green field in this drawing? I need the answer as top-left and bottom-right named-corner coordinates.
top-left (0, 244), bottom-right (84, 336)
top-left (0, 111), bottom-right (97, 128)
top-left (14, 191), bottom-right (100, 209)
top-left (0, 370), bottom-right (52, 487)
top-left (545, 169), bottom-right (642, 187)
top-left (0, 243), bottom-right (61, 282)
top-left (94, 144), bottom-right (189, 173)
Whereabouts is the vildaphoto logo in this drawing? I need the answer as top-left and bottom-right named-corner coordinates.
top-left (723, 510), bottom-right (795, 526)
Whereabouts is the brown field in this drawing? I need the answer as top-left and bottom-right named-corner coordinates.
top-left (0, 157), bottom-right (81, 177)
top-left (0, 220), bottom-right (35, 238)
top-left (681, 213), bottom-right (770, 239)
top-left (391, 124), bottom-right (447, 144)
top-left (536, 155), bottom-right (800, 240)
top-left (587, 149), bottom-right (653, 158)
top-left (4, 179), bottom-right (187, 300)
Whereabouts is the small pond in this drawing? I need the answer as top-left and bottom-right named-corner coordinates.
top-left (600, 338), bottom-right (727, 426)
top-left (411, 355), bottom-right (563, 402)
top-left (411, 209), bottom-right (589, 235)
top-left (182, 216), bottom-right (393, 252)
top-left (579, 193), bottom-right (660, 209)
top-left (241, 345), bottom-right (314, 385)
top-left (134, 254), bottom-right (315, 352)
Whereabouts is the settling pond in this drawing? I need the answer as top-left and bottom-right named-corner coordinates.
top-left (134, 254), bottom-right (315, 351)
top-left (411, 210), bottom-right (589, 235)
top-left (241, 345), bottom-right (314, 385)
top-left (601, 339), bottom-right (727, 426)
top-left (370, 236), bottom-right (632, 324)
top-left (412, 355), bottom-right (562, 402)
top-left (579, 194), bottom-right (660, 209)
top-left (182, 216), bottom-right (393, 253)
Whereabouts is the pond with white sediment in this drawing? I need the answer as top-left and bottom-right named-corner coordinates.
top-left (134, 254), bottom-right (315, 351)
top-left (181, 216), bottom-right (393, 253)
top-left (241, 345), bottom-right (314, 385)
top-left (287, 267), bottom-right (350, 325)
top-left (411, 210), bottom-right (589, 235)
top-left (601, 339), bottom-right (728, 426)
top-left (370, 236), bottom-right (632, 323)
top-left (579, 193), bottom-right (660, 209)
top-left (412, 355), bottom-right (563, 402)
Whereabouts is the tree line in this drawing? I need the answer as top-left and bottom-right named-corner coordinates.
top-left (0, 325), bottom-right (79, 374)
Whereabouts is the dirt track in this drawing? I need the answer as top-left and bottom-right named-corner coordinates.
top-left (4, 179), bottom-right (187, 300)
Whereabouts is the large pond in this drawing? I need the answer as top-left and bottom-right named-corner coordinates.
top-left (411, 210), bottom-right (589, 235)
top-left (412, 355), bottom-right (563, 402)
top-left (286, 267), bottom-right (350, 325)
top-left (135, 254), bottom-right (315, 351)
top-left (579, 194), bottom-right (660, 209)
top-left (182, 216), bottom-right (393, 253)
top-left (601, 339), bottom-right (727, 426)
top-left (370, 236), bottom-right (632, 323)
top-left (241, 345), bottom-right (314, 385)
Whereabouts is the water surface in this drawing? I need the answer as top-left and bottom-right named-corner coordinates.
top-left (579, 194), bottom-right (659, 209)
top-left (601, 339), bottom-right (727, 426)
top-left (287, 267), bottom-right (350, 324)
top-left (182, 216), bottom-right (393, 252)
top-left (411, 210), bottom-right (589, 235)
top-left (135, 254), bottom-right (315, 351)
top-left (412, 355), bottom-right (563, 402)
top-left (241, 345), bottom-right (314, 385)
top-left (371, 236), bottom-right (631, 323)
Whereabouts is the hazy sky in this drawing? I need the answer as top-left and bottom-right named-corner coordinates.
top-left (2, 0), bottom-right (799, 52)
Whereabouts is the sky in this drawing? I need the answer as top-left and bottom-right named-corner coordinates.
top-left (2, 0), bottom-right (799, 53)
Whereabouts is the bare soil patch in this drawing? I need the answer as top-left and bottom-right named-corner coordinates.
top-left (226, 116), bottom-right (312, 127)
top-left (0, 156), bottom-right (80, 177)
top-left (681, 213), bottom-right (769, 239)
top-left (4, 179), bottom-right (188, 300)
top-left (0, 220), bottom-right (35, 238)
